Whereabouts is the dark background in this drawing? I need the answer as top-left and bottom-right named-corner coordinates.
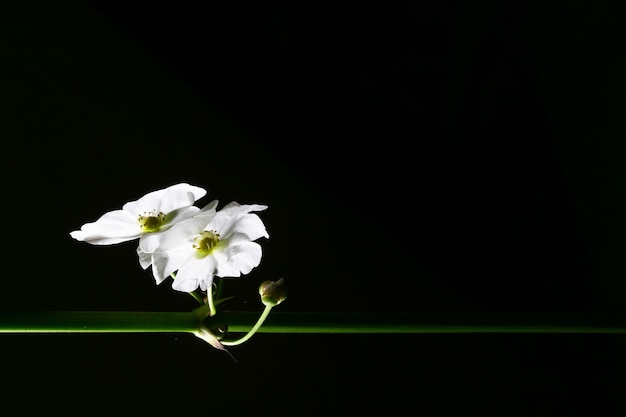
top-left (1, 1), bottom-right (626, 415)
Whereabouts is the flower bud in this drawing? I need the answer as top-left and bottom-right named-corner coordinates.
top-left (259, 278), bottom-right (287, 307)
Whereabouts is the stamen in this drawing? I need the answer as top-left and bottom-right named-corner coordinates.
top-left (193, 230), bottom-right (221, 254)
top-left (138, 210), bottom-right (166, 232)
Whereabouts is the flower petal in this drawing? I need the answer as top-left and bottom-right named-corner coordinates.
top-left (122, 183), bottom-right (206, 215)
top-left (227, 213), bottom-right (269, 241)
top-left (136, 246), bottom-right (152, 269)
top-left (157, 183), bottom-right (207, 213)
top-left (198, 199), bottom-right (219, 213)
top-left (164, 205), bottom-right (201, 228)
top-left (151, 246), bottom-right (195, 285)
top-left (69, 210), bottom-right (140, 245)
top-left (172, 254), bottom-right (217, 292)
top-left (215, 241), bottom-right (262, 277)
top-left (205, 203), bottom-right (268, 240)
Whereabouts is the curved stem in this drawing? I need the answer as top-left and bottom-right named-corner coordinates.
top-left (220, 305), bottom-right (273, 346)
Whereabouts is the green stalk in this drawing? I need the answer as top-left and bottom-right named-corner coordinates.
top-left (0, 311), bottom-right (199, 333)
top-left (211, 312), bottom-right (626, 334)
top-left (221, 305), bottom-right (273, 346)
top-left (0, 311), bottom-right (624, 334)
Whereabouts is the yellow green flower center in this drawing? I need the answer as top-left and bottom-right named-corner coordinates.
top-left (193, 230), bottom-right (221, 254)
top-left (138, 211), bottom-right (166, 232)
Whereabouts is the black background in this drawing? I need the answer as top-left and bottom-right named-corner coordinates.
top-left (1, 1), bottom-right (626, 415)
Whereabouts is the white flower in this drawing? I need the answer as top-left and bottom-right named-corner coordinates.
top-left (147, 202), bottom-right (269, 292)
top-left (69, 183), bottom-right (207, 246)
top-left (137, 199), bottom-right (218, 280)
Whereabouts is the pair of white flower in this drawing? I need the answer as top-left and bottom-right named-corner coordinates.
top-left (70, 183), bottom-right (268, 294)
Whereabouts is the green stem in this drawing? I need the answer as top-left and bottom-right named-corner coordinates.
top-left (0, 311), bottom-right (199, 333)
top-left (221, 305), bottom-right (273, 346)
top-left (0, 311), bottom-right (624, 334)
top-left (189, 291), bottom-right (205, 306)
top-left (209, 312), bottom-right (626, 334)
top-left (207, 286), bottom-right (217, 317)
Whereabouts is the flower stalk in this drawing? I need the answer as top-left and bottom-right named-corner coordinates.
top-left (0, 311), bottom-right (199, 333)
top-left (219, 277), bottom-right (287, 345)
top-left (221, 305), bottom-right (273, 346)
top-left (0, 311), bottom-right (625, 334)
top-left (211, 312), bottom-right (626, 334)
